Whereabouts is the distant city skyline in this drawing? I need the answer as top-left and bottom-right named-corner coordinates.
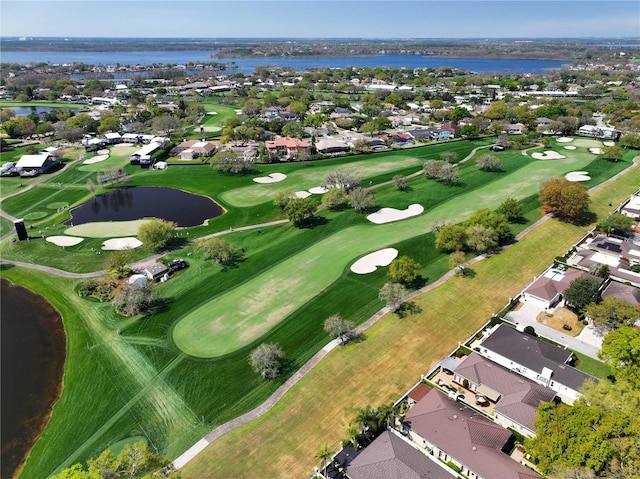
top-left (1, 1), bottom-right (639, 39)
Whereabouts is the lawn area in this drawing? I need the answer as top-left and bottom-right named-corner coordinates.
top-left (573, 351), bottom-right (613, 380)
top-left (179, 217), bottom-right (592, 479)
top-left (3, 139), bottom-right (637, 479)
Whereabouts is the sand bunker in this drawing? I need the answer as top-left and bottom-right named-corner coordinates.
top-left (367, 204), bottom-right (424, 224)
top-left (102, 237), bottom-right (143, 250)
top-left (589, 147), bottom-right (604, 154)
top-left (98, 149), bottom-right (109, 155)
top-left (564, 146), bottom-right (577, 150)
top-left (557, 137), bottom-right (573, 143)
top-left (253, 173), bottom-right (287, 184)
top-left (83, 154), bottom-right (109, 164)
top-left (46, 235), bottom-right (84, 247)
top-left (566, 171), bottom-right (591, 182)
top-left (308, 186), bottom-right (329, 194)
top-left (202, 126), bottom-right (222, 133)
top-left (293, 191), bottom-right (311, 199)
top-left (351, 248), bottom-right (399, 274)
top-left (603, 141), bottom-right (615, 147)
top-left (531, 151), bottom-right (566, 160)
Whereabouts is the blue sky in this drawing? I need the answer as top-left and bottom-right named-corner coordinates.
top-left (1, 1), bottom-right (639, 38)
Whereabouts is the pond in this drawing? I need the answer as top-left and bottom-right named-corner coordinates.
top-left (64, 187), bottom-right (224, 227)
top-left (1, 278), bottom-right (66, 479)
top-left (2, 106), bottom-right (78, 117)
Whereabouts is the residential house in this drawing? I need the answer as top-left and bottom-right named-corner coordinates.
top-left (621, 195), bottom-right (640, 218)
top-left (407, 382), bottom-right (431, 407)
top-left (601, 280), bottom-right (640, 305)
top-left (265, 136), bottom-right (309, 160)
top-left (130, 141), bottom-right (163, 167)
top-left (15, 153), bottom-right (60, 176)
top-left (477, 324), bottom-right (596, 404)
top-left (536, 117), bottom-right (553, 130)
top-left (505, 123), bottom-right (525, 135)
top-left (453, 352), bottom-right (557, 437)
top-left (428, 128), bottom-right (452, 141)
top-left (315, 138), bottom-right (349, 154)
top-left (521, 267), bottom-right (603, 310)
top-left (578, 125), bottom-right (616, 139)
top-left (404, 388), bottom-right (541, 479)
top-left (406, 129), bottom-right (433, 141)
top-left (568, 234), bottom-right (640, 286)
top-left (143, 262), bottom-right (169, 281)
top-left (346, 429), bottom-right (455, 479)
top-left (170, 140), bottom-right (217, 160)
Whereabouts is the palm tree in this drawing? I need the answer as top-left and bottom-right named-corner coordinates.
top-left (345, 426), bottom-right (362, 449)
top-left (352, 405), bottom-right (379, 441)
top-left (314, 443), bottom-right (332, 476)
top-left (376, 403), bottom-right (396, 430)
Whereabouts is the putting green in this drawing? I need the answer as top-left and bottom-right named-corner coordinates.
top-left (23, 211), bottom-right (48, 220)
top-left (173, 149), bottom-right (598, 358)
top-left (48, 202), bottom-right (69, 210)
top-left (65, 219), bottom-right (152, 238)
top-left (220, 156), bottom-right (424, 208)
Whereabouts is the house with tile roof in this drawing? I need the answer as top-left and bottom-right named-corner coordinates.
top-left (453, 353), bottom-right (557, 437)
top-left (403, 388), bottom-right (541, 479)
top-left (346, 429), bottom-right (455, 479)
top-left (478, 324), bottom-right (596, 404)
top-left (265, 136), bottom-right (309, 160)
top-left (521, 267), bottom-right (603, 309)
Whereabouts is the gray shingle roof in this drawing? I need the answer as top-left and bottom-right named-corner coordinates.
top-left (346, 430), bottom-right (453, 479)
top-left (480, 325), bottom-right (596, 391)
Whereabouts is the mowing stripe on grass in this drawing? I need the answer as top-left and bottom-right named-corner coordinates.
top-left (172, 151), bottom-right (606, 358)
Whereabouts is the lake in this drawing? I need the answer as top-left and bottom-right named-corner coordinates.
top-left (0, 278), bottom-right (66, 479)
top-left (0, 51), bottom-right (567, 75)
top-left (2, 106), bottom-right (78, 117)
top-left (64, 186), bottom-right (224, 227)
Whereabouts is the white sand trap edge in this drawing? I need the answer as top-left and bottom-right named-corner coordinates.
top-left (557, 137), bottom-right (573, 143)
top-left (98, 149), bottom-right (109, 155)
top-left (102, 237), bottom-right (143, 250)
top-left (83, 154), bottom-right (109, 164)
top-left (253, 173), bottom-right (287, 184)
top-left (589, 147), bottom-right (604, 154)
top-left (367, 204), bottom-right (424, 224)
top-left (46, 235), bottom-right (84, 247)
top-left (564, 145), bottom-right (577, 150)
top-left (293, 191), bottom-right (311, 199)
top-left (566, 171), bottom-right (591, 182)
top-left (351, 248), bottom-right (399, 274)
top-left (532, 151), bottom-right (566, 160)
top-left (308, 186), bottom-right (329, 194)
top-left (603, 141), bottom-right (615, 147)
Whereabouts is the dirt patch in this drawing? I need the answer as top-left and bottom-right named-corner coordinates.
top-left (536, 307), bottom-right (582, 336)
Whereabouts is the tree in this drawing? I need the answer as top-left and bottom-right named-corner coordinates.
top-left (601, 145), bottom-right (624, 162)
top-left (281, 121), bottom-right (304, 138)
top-left (152, 114), bottom-right (180, 135)
top-left (137, 219), bottom-right (176, 252)
top-left (563, 277), bottom-right (601, 314)
top-left (196, 237), bottom-right (238, 266)
top-left (323, 314), bottom-right (355, 342)
top-left (457, 124), bottom-right (481, 138)
top-left (315, 443), bottom-right (332, 475)
top-left (392, 174), bottom-right (407, 191)
top-left (97, 114), bottom-right (121, 134)
top-left (465, 224), bottom-right (498, 253)
top-left (496, 197), bottom-right (523, 222)
top-left (211, 149), bottom-right (255, 174)
top-left (449, 250), bottom-right (468, 275)
top-left (105, 248), bottom-right (134, 279)
top-left (539, 177), bottom-right (590, 221)
top-left (284, 197), bottom-right (316, 226)
top-left (51, 441), bottom-right (180, 479)
top-left (388, 256), bottom-right (420, 285)
top-left (439, 151), bottom-right (458, 163)
top-left (423, 160), bottom-right (459, 185)
top-left (352, 405), bottom-right (383, 439)
top-left (249, 343), bottom-right (285, 379)
top-left (321, 187), bottom-right (348, 210)
top-left (597, 213), bottom-right (634, 236)
top-left (599, 327), bottom-right (640, 387)
top-left (464, 208), bottom-right (511, 244)
top-left (435, 224), bottom-right (467, 252)
top-left (586, 297), bottom-right (640, 333)
top-left (273, 190), bottom-right (294, 209)
top-left (619, 132), bottom-right (640, 149)
top-left (348, 187), bottom-right (375, 212)
top-left (476, 154), bottom-right (502, 171)
top-left (113, 282), bottom-right (156, 317)
top-left (86, 179), bottom-right (96, 197)
top-left (378, 282), bottom-right (407, 312)
top-left (323, 170), bottom-right (361, 192)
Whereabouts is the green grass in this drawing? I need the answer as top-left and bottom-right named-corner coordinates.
top-left (573, 351), bottom-right (613, 380)
top-left (4, 139), bottom-right (637, 478)
top-left (65, 220), bottom-right (153, 238)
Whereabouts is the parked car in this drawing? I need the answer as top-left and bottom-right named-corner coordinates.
top-left (490, 145), bottom-right (505, 151)
top-left (169, 259), bottom-right (188, 271)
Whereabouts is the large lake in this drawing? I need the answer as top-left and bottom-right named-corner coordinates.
top-left (0, 51), bottom-right (567, 75)
top-left (1, 278), bottom-right (66, 479)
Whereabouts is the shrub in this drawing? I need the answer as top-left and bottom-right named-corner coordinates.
top-left (523, 325), bottom-right (537, 336)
